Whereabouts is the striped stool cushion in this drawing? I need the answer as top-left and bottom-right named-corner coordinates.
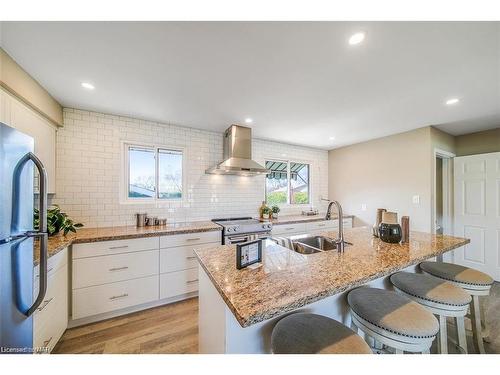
top-left (271, 313), bottom-right (372, 354)
top-left (347, 287), bottom-right (439, 338)
top-left (390, 272), bottom-right (471, 306)
top-left (420, 261), bottom-right (494, 286)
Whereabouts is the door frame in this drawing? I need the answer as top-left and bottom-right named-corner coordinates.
top-left (432, 148), bottom-right (455, 261)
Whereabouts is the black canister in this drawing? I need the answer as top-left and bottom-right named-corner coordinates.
top-left (378, 222), bottom-right (402, 243)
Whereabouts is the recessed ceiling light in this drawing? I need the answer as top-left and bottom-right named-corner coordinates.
top-left (445, 98), bottom-right (460, 105)
top-left (81, 82), bottom-right (95, 90)
top-left (329, 136), bottom-right (336, 141)
top-left (244, 118), bottom-right (253, 124)
top-left (348, 32), bottom-right (365, 45)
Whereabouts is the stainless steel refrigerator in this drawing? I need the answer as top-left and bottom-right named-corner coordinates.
top-left (0, 122), bottom-right (48, 353)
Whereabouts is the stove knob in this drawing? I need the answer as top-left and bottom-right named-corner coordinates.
top-left (267, 224), bottom-right (272, 229)
top-left (234, 226), bottom-right (238, 232)
top-left (227, 227), bottom-right (233, 232)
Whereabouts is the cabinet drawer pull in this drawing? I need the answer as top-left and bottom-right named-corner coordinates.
top-left (109, 293), bottom-right (129, 300)
top-left (186, 238), bottom-right (201, 241)
top-left (317, 224), bottom-right (326, 227)
top-left (186, 256), bottom-right (197, 260)
top-left (285, 227), bottom-right (295, 231)
top-left (186, 279), bottom-right (198, 284)
top-left (36, 297), bottom-right (54, 312)
top-left (109, 245), bottom-right (129, 250)
top-left (43, 336), bottom-right (53, 347)
top-left (109, 266), bottom-right (129, 272)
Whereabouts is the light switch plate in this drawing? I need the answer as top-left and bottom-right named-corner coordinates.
top-left (361, 204), bottom-right (367, 211)
top-left (412, 195), bottom-right (420, 204)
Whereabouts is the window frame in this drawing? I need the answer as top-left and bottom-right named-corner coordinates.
top-left (264, 158), bottom-right (312, 206)
top-left (121, 141), bottom-right (186, 204)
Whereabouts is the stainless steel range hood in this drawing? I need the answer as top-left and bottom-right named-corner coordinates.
top-left (206, 125), bottom-right (269, 176)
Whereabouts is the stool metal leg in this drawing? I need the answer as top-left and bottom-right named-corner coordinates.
top-left (456, 316), bottom-right (468, 354)
top-left (470, 295), bottom-right (486, 354)
top-left (437, 315), bottom-right (448, 354)
top-left (479, 297), bottom-right (491, 342)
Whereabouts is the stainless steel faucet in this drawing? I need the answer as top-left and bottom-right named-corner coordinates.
top-left (323, 199), bottom-right (348, 252)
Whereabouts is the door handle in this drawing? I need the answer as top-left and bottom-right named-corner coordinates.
top-left (13, 152), bottom-right (48, 317)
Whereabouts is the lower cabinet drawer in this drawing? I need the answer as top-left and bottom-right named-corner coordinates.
top-left (306, 220), bottom-right (338, 231)
top-left (160, 246), bottom-right (200, 274)
top-left (72, 249), bottom-right (159, 289)
top-left (272, 223), bottom-right (307, 236)
top-left (72, 275), bottom-right (159, 320)
top-left (160, 268), bottom-right (198, 300)
top-left (33, 262), bottom-right (68, 353)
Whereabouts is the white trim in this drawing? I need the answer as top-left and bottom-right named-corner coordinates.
top-left (119, 140), bottom-right (187, 205)
top-left (432, 148), bottom-right (455, 262)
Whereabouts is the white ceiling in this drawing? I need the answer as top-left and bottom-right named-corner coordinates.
top-left (1, 21), bottom-right (499, 149)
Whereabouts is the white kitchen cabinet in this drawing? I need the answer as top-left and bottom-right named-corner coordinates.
top-left (1, 88), bottom-right (57, 194)
top-left (72, 236), bottom-right (159, 259)
top-left (72, 275), bottom-right (159, 320)
top-left (271, 223), bottom-right (307, 236)
top-left (70, 231), bottom-right (221, 325)
top-left (159, 231), bottom-right (220, 300)
top-left (33, 248), bottom-right (68, 353)
top-left (72, 249), bottom-right (159, 289)
top-left (272, 217), bottom-right (353, 237)
top-left (160, 268), bottom-right (199, 300)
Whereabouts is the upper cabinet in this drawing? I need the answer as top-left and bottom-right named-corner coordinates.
top-left (1, 88), bottom-right (58, 194)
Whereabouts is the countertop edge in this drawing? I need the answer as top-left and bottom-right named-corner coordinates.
top-left (197, 237), bottom-right (470, 328)
top-left (34, 225), bottom-right (222, 266)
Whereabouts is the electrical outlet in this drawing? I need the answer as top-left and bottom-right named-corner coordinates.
top-left (361, 204), bottom-right (367, 211)
top-left (412, 195), bottom-right (420, 205)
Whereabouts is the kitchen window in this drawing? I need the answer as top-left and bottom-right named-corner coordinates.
top-left (265, 160), bottom-right (310, 205)
top-left (124, 143), bottom-right (184, 201)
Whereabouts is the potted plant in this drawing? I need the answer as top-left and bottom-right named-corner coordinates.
top-left (34, 205), bottom-right (84, 236)
top-left (262, 206), bottom-right (271, 220)
top-left (271, 206), bottom-right (280, 219)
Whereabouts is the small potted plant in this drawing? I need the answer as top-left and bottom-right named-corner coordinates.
top-left (271, 206), bottom-right (280, 219)
top-left (262, 206), bottom-right (271, 220)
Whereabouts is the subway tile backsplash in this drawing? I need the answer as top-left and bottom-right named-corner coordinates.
top-left (52, 108), bottom-right (329, 228)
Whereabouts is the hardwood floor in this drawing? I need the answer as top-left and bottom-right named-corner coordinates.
top-left (53, 297), bottom-right (198, 354)
top-left (54, 283), bottom-right (500, 354)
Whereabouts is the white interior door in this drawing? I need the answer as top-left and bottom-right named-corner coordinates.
top-left (454, 152), bottom-right (500, 281)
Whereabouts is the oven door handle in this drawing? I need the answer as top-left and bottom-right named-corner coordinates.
top-left (226, 235), bottom-right (251, 244)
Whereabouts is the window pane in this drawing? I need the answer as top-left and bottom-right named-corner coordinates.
top-left (265, 160), bottom-right (288, 205)
top-left (128, 147), bottom-right (156, 198)
top-left (158, 149), bottom-right (183, 199)
top-left (290, 162), bottom-right (309, 204)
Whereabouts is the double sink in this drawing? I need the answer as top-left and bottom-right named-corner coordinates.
top-left (290, 235), bottom-right (352, 254)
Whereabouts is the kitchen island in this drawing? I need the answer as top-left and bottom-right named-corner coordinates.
top-left (194, 227), bottom-right (469, 353)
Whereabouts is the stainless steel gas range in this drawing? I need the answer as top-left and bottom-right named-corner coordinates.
top-left (212, 217), bottom-right (273, 245)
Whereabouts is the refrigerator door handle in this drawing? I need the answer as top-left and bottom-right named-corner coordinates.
top-left (14, 152), bottom-right (48, 316)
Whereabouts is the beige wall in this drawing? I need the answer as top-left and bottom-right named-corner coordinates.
top-left (328, 127), bottom-right (434, 232)
top-left (0, 48), bottom-right (63, 126)
top-left (455, 127), bottom-right (500, 156)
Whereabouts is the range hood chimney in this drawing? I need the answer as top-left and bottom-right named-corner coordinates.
top-left (205, 125), bottom-right (269, 176)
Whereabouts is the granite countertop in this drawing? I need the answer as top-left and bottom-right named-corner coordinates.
top-left (194, 227), bottom-right (469, 328)
top-left (34, 220), bottom-right (221, 266)
top-left (261, 213), bottom-right (354, 225)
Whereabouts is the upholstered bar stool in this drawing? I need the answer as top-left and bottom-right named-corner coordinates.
top-left (271, 313), bottom-right (372, 354)
top-left (390, 271), bottom-right (471, 354)
top-left (347, 287), bottom-right (439, 354)
top-left (419, 261), bottom-right (494, 354)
